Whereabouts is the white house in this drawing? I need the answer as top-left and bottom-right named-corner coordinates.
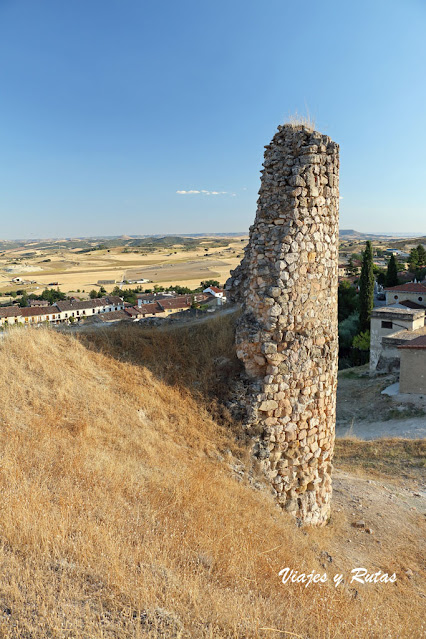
top-left (203, 286), bottom-right (227, 301)
top-left (370, 306), bottom-right (425, 372)
top-left (384, 282), bottom-right (426, 307)
top-left (54, 296), bottom-right (124, 321)
top-left (0, 295), bottom-right (125, 328)
top-left (0, 305), bottom-right (61, 327)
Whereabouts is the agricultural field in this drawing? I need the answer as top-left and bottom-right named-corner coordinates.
top-left (339, 231), bottom-right (426, 259)
top-left (0, 235), bottom-right (248, 296)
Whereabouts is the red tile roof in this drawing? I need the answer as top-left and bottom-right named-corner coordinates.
top-left (124, 306), bottom-right (143, 317)
top-left (398, 335), bottom-right (426, 349)
top-left (28, 299), bottom-right (49, 306)
top-left (0, 305), bottom-right (59, 319)
top-left (55, 296), bottom-right (123, 312)
top-left (205, 286), bottom-right (223, 293)
top-left (385, 282), bottom-right (426, 293)
top-left (99, 310), bottom-right (131, 322)
top-left (107, 296), bottom-right (124, 306)
top-left (157, 295), bottom-right (192, 310)
top-left (0, 307), bottom-right (23, 318)
top-left (20, 306), bottom-right (59, 317)
top-left (139, 302), bottom-right (162, 315)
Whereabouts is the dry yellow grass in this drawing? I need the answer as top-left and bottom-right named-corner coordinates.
top-left (0, 325), bottom-right (424, 638)
top-left (78, 313), bottom-right (244, 427)
top-left (286, 112), bottom-right (316, 132)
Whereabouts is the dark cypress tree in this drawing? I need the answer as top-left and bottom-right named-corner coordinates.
top-left (417, 244), bottom-right (426, 267)
top-left (408, 247), bottom-right (419, 273)
top-left (385, 254), bottom-right (399, 287)
top-left (358, 241), bottom-right (374, 333)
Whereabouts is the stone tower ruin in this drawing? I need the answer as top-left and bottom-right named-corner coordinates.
top-left (226, 123), bottom-right (339, 526)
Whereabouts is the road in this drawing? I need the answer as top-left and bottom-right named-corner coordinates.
top-left (336, 416), bottom-right (426, 440)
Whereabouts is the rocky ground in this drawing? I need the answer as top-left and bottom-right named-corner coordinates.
top-left (337, 365), bottom-right (426, 439)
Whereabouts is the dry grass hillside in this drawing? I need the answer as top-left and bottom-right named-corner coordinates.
top-left (0, 320), bottom-right (424, 638)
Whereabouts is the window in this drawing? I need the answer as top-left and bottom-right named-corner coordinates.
top-left (419, 297), bottom-right (423, 302)
top-left (394, 295), bottom-right (398, 300)
top-left (382, 321), bottom-right (393, 329)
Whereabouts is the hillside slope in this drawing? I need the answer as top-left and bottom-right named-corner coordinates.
top-left (0, 326), bottom-right (424, 638)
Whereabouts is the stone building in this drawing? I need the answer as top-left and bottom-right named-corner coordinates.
top-left (384, 282), bottom-right (426, 307)
top-left (226, 123), bottom-right (339, 526)
top-left (398, 336), bottom-right (426, 394)
top-left (369, 306), bottom-right (425, 372)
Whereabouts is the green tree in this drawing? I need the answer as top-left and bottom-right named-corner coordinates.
top-left (41, 288), bottom-right (66, 304)
top-left (376, 271), bottom-right (386, 286)
top-left (200, 280), bottom-right (220, 290)
top-left (119, 288), bottom-right (137, 304)
top-left (416, 244), bottom-right (426, 267)
top-left (338, 312), bottom-right (359, 350)
top-left (358, 241), bottom-right (374, 333)
top-left (346, 256), bottom-right (358, 276)
top-left (415, 266), bottom-right (426, 282)
top-left (385, 254), bottom-right (399, 287)
top-left (352, 330), bottom-right (370, 351)
top-left (338, 281), bottom-right (358, 322)
top-left (19, 292), bottom-right (28, 307)
top-left (409, 247), bottom-right (419, 273)
top-left (89, 290), bottom-right (98, 299)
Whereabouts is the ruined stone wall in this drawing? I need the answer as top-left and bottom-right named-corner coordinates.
top-left (226, 124), bottom-right (339, 526)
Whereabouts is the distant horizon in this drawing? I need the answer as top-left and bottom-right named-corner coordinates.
top-left (0, 229), bottom-right (425, 243)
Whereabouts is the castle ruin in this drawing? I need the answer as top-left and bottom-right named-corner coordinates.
top-left (226, 123), bottom-right (339, 526)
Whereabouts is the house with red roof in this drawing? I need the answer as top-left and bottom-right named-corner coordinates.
top-left (203, 286), bottom-right (227, 303)
top-left (384, 282), bottom-right (426, 308)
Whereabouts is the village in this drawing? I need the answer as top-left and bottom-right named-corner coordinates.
top-left (0, 285), bottom-right (227, 328)
top-left (337, 241), bottom-right (426, 397)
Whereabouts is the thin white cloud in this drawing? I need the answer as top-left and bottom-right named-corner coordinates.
top-left (176, 189), bottom-right (229, 196)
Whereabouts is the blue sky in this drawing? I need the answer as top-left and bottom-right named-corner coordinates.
top-left (0, 0), bottom-right (425, 239)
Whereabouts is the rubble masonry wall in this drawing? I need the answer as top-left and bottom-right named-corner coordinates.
top-left (226, 124), bottom-right (339, 525)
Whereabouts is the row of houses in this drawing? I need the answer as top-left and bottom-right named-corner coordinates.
top-left (0, 296), bottom-right (124, 327)
top-left (0, 287), bottom-right (228, 328)
top-left (93, 294), bottom-right (214, 323)
top-left (136, 286), bottom-right (226, 305)
top-left (370, 282), bottom-right (426, 394)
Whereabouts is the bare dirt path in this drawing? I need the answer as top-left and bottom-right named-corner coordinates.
top-left (336, 417), bottom-right (426, 440)
top-left (337, 365), bottom-right (426, 439)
